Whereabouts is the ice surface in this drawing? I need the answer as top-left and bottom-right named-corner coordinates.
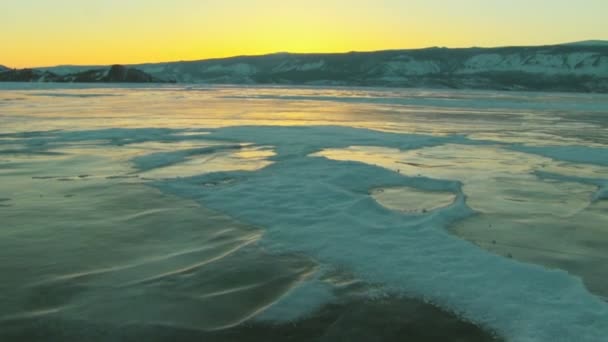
top-left (151, 125), bottom-right (608, 342)
top-left (137, 145), bottom-right (275, 179)
top-left (254, 278), bottom-right (335, 323)
top-left (2, 85), bottom-right (608, 341)
top-left (316, 142), bottom-right (608, 299)
top-left (0, 144), bottom-right (316, 332)
top-left (452, 200), bottom-right (608, 297)
top-left (371, 186), bottom-right (456, 214)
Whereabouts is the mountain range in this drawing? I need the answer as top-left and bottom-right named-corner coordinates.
top-left (2, 41), bottom-right (608, 92)
top-left (0, 65), bottom-right (166, 83)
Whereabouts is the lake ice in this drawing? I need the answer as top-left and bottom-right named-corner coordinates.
top-left (1, 84), bottom-right (607, 341)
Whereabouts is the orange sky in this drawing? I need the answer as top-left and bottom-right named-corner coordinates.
top-left (2, 0), bottom-right (607, 68)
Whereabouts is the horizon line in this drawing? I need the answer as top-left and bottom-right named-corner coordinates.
top-left (4, 39), bottom-right (607, 70)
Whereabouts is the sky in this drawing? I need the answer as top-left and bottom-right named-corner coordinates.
top-left (1, 0), bottom-right (607, 68)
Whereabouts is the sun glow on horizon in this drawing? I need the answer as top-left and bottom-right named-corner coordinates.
top-left (2, 0), bottom-right (607, 68)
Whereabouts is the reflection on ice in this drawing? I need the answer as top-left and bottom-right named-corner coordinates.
top-left (467, 131), bottom-right (607, 147)
top-left (1, 85), bottom-right (608, 341)
top-left (2, 85), bottom-right (607, 148)
top-left (464, 176), bottom-right (595, 217)
top-left (163, 125), bottom-right (608, 341)
top-left (317, 143), bottom-right (608, 297)
top-left (170, 131), bottom-right (211, 137)
top-left (452, 200), bottom-right (608, 297)
top-left (0, 146), bottom-right (316, 332)
top-left (139, 145), bottom-right (275, 179)
top-left (371, 187), bottom-right (456, 214)
top-left (316, 144), bottom-right (608, 182)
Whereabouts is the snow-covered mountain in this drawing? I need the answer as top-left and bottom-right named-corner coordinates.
top-left (23, 42), bottom-right (608, 92)
top-left (564, 40), bottom-right (608, 47)
top-left (0, 65), bottom-right (165, 83)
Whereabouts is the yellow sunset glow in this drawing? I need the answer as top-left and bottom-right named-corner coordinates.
top-left (2, 0), bottom-right (607, 68)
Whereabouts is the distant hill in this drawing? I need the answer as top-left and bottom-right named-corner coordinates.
top-left (0, 65), bottom-right (9, 72)
top-left (130, 43), bottom-right (608, 93)
top-left (563, 40), bottom-right (608, 46)
top-left (0, 65), bottom-right (167, 83)
top-left (3, 42), bottom-right (608, 92)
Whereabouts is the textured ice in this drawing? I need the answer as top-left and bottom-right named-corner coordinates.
top-left (452, 200), bottom-right (608, 297)
top-left (136, 145), bottom-right (275, 179)
top-left (511, 145), bottom-right (608, 166)
top-left (254, 278), bottom-right (335, 323)
top-left (147, 125), bottom-right (608, 342)
top-left (316, 142), bottom-right (608, 299)
top-left (2, 85), bottom-right (608, 341)
top-left (0, 146), bottom-right (317, 332)
top-left (316, 144), bottom-right (608, 200)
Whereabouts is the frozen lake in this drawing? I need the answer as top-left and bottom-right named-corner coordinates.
top-left (1, 84), bottom-right (607, 341)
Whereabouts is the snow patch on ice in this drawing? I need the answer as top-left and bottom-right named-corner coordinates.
top-left (5, 125), bottom-right (608, 341)
top-left (149, 126), bottom-right (608, 342)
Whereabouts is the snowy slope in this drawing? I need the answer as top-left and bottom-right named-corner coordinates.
top-left (564, 40), bottom-right (608, 46)
top-left (136, 44), bottom-right (608, 92)
top-left (456, 51), bottom-right (608, 75)
top-left (1, 65), bottom-right (164, 83)
top-left (30, 43), bottom-right (608, 92)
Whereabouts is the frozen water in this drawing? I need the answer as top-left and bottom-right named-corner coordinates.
top-left (1, 84), bottom-right (607, 341)
top-left (157, 126), bottom-right (608, 342)
top-left (370, 186), bottom-right (457, 214)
